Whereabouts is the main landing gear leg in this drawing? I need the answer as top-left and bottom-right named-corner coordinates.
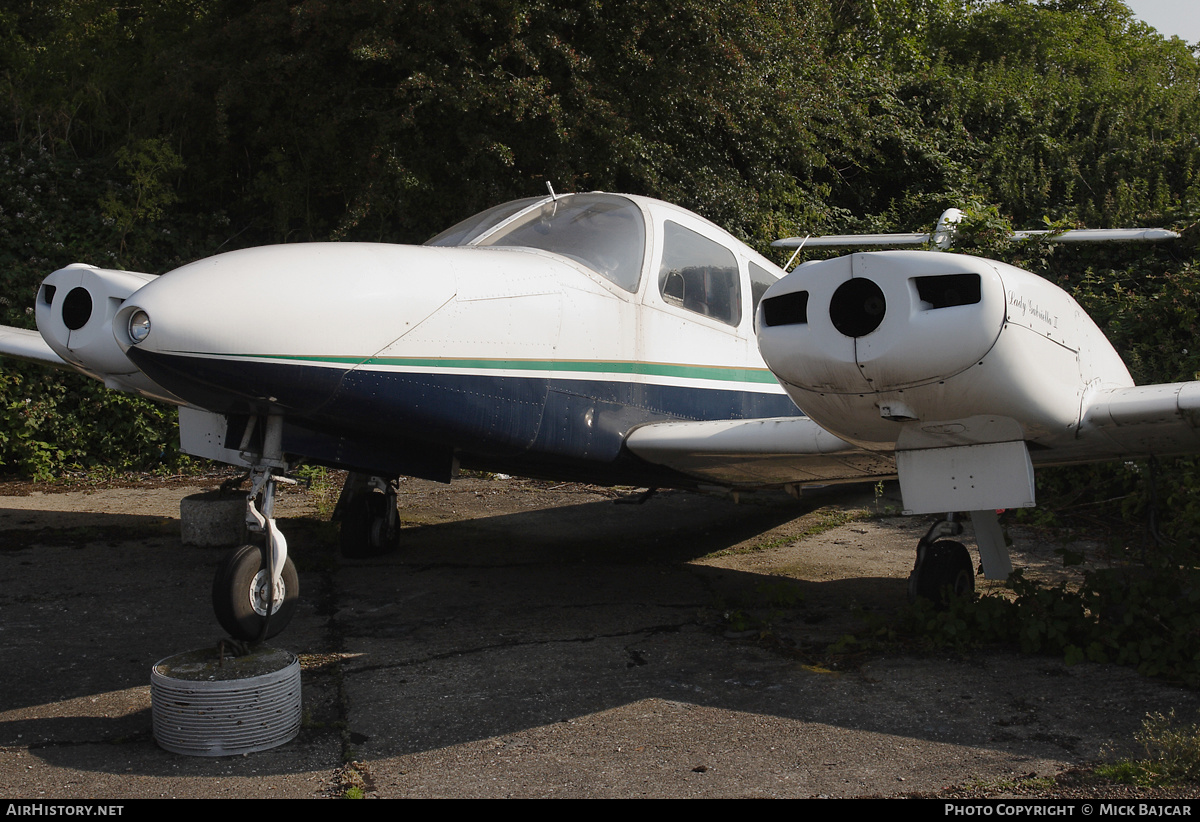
top-left (968, 509), bottom-right (1013, 581)
top-left (334, 472), bottom-right (401, 558)
top-left (907, 514), bottom-right (974, 607)
top-left (212, 416), bottom-right (299, 641)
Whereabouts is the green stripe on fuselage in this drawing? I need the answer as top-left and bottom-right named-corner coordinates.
top-left (222, 353), bottom-right (780, 385)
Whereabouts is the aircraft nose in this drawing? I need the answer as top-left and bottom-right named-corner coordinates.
top-left (116, 243), bottom-right (458, 415)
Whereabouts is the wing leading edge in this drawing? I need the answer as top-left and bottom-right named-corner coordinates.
top-left (1070, 382), bottom-right (1200, 462)
top-left (773, 227), bottom-right (1182, 248)
top-left (0, 325), bottom-right (67, 368)
top-left (624, 416), bottom-right (895, 487)
top-left (624, 381), bottom-right (1200, 492)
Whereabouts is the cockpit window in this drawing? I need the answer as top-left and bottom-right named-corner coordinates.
top-left (425, 196), bottom-right (545, 247)
top-left (658, 221), bottom-right (742, 326)
top-left (476, 194), bottom-right (646, 292)
top-left (428, 194), bottom-right (646, 292)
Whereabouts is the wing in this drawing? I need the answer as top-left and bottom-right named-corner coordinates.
top-left (623, 382), bottom-right (1200, 503)
top-left (774, 207), bottom-right (1179, 251)
top-left (1070, 382), bottom-right (1200, 462)
top-left (624, 416), bottom-right (896, 487)
top-left (0, 325), bottom-right (68, 368)
top-left (773, 233), bottom-right (931, 248)
top-left (772, 227), bottom-right (1183, 249)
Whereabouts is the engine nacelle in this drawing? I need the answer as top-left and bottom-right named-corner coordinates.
top-left (756, 250), bottom-right (1133, 450)
top-left (34, 263), bottom-right (178, 401)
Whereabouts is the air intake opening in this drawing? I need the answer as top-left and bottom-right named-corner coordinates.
top-left (62, 287), bottom-right (93, 331)
top-left (914, 273), bottom-right (981, 309)
top-left (761, 290), bottom-right (809, 327)
top-left (830, 278), bottom-right (886, 338)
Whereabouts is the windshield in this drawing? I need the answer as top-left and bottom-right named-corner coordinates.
top-left (425, 196), bottom-right (546, 248)
top-left (428, 193), bottom-right (647, 293)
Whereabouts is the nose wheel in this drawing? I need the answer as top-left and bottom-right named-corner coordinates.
top-left (213, 543), bottom-right (299, 640)
top-left (212, 461), bottom-right (299, 641)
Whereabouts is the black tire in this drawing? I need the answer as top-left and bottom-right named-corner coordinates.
top-left (338, 491), bottom-right (400, 558)
top-left (909, 540), bottom-right (974, 607)
top-left (212, 544), bottom-right (299, 640)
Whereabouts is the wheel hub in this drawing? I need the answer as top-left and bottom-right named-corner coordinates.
top-left (249, 569), bottom-right (286, 617)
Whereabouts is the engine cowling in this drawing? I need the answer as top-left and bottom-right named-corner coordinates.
top-left (34, 263), bottom-right (179, 401)
top-left (756, 250), bottom-right (1133, 450)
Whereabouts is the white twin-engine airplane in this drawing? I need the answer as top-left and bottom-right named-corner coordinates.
top-left (1, 191), bottom-right (1196, 641)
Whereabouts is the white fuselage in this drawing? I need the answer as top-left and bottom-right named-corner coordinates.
top-left (36, 193), bottom-right (799, 483)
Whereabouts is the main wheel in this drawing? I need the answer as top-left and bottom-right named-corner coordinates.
top-left (338, 490), bottom-right (400, 558)
top-left (212, 544), bottom-right (299, 640)
top-left (908, 540), bottom-right (974, 607)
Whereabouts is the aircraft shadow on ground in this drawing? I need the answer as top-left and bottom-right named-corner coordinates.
top-left (4, 490), bottom-right (1147, 778)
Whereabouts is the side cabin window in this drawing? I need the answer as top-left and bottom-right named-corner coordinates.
top-left (657, 221), bottom-right (742, 327)
top-left (749, 262), bottom-right (779, 316)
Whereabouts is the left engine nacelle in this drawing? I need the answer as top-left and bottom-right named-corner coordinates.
top-left (35, 264), bottom-right (178, 401)
top-left (756, 250), bottom-right (1134, 449)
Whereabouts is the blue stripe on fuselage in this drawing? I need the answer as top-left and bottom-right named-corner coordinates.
top-left (129, 350), bottom-right (802, 466)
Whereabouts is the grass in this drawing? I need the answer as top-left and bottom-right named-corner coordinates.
top-left (961, 774), bottom-right (1059, 795)
top-left (703, 508), bottom-right (866, 559)
top-left (292, 464), bottom-right (342, 519)
top-left (1096, 711), bottom-right (1200, 787)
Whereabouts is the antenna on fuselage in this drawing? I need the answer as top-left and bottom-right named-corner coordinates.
top-left (784, 236), bottom-right (810, 272)
top-left (546, 181), bottom-right (559, 201)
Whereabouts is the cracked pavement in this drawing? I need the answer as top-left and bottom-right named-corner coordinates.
top-left (0, 474), bottom-right (1196, 798)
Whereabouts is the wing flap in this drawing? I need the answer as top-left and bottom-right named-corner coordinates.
top-left (624, 416), bottom-right (894, 487)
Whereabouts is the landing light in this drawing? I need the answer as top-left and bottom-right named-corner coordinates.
top-left (128, 309), bottom-right (151, 344)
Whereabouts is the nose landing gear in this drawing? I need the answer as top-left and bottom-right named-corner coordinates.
top-left (211, 416), bottom-right (300, 641)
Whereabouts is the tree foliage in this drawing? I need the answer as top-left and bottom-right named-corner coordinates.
top-left (0, 0), bottom-right (1199, 487)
